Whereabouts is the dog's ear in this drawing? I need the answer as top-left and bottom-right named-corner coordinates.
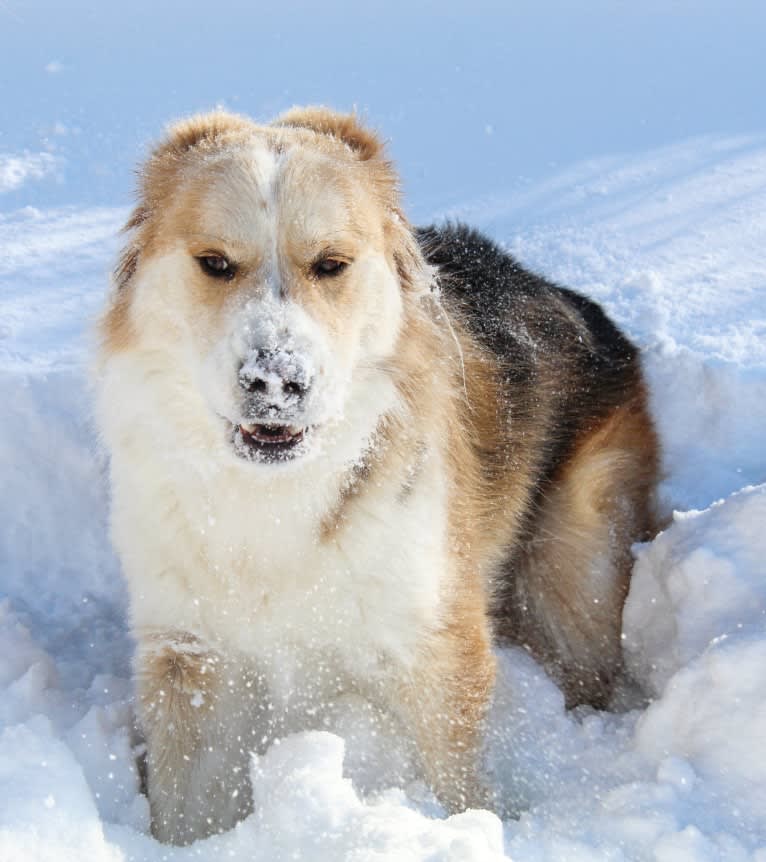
top-left (153, 111), bottom-right (253, 159)
top-left (386, 210), bottom-right (435, 297)
top-left (115, 112), bottom-right (254, 288)
top-left (274, 106), bottom-right (383, 161)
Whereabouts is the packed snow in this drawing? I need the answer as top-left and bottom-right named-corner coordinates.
top-left (2, 2), bottom-right (766, 860)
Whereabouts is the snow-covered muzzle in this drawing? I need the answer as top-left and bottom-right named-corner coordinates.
top-left (199, 293), bottom-right (351, 467)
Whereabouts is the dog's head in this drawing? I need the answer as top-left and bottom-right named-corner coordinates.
top-left (102, 108), bottom-right (431, 468)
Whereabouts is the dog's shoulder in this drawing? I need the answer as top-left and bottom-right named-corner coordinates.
top-left (416, 222), bottom-right (636, 370)
top-left (416, 221), bottom-right (647, 489)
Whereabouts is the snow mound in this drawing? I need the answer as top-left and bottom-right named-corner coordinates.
top-left (242, 732), bottom-right (505, 861)
top-left (624, 484), bottom-right (766, 695)
top-left (0, 717), bottom-right (122, 862)
top-left (636, 634), bottom-right (766, 835)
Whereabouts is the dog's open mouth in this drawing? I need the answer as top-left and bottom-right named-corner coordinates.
top-left (232, 422), bottom-right (309, 462)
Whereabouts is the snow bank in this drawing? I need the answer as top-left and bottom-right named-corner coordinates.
top-left (0, 718), bottom-right (122, 862)
top-left (625, 485), bottom-right (766, 695)
top-left (636, 632), bottom-right (766, 835)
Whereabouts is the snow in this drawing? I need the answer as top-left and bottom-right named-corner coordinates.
top-left (624, 486), bottom-right (766, 696)
top-left (0, 154), bottom-right (57, 195)
top-left (2, 3), bottom-right (766, 860)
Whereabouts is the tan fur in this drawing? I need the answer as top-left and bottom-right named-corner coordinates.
top-left (136, 633), bottom-right (263, 844)
top-left (274, 105), bottom-right (385, 160)
top-left (496, 394), bottom-right (658, 707)
top-left (136, 633), bottom-right (220, 754)
top-left (136, 635), bottom-right (224, 843)
top-left (396, 610), bottom-right (497, 812)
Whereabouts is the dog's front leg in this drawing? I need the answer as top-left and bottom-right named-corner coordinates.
top-left (393, 621), bottom-right (497, 814)
top-left (135, 632), bottom-right (256, 845)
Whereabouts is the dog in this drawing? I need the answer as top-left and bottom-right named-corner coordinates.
top-left (96, 107), bottom-right (658, 844)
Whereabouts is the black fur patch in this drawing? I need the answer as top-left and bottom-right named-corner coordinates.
top-left (416, 223), bottom-right (642, 488)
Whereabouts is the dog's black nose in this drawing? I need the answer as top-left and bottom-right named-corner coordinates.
top-left (238, 349), bottom-right (312, 406)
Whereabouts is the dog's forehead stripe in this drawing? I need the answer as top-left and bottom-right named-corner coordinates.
top-left (243, 142), bottom-right (281, 207)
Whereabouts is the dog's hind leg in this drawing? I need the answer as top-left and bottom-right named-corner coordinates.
top-left (498, 397), bottom-right (658, 708)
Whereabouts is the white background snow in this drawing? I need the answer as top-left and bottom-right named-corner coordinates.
top-left (1, 1), bottom-right (765, 859)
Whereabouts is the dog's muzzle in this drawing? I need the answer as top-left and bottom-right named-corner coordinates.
top-left (232, 348), bottom-right (315, 463)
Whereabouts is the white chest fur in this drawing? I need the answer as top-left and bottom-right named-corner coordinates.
top-left (101, 361), bottom-right (449, 687)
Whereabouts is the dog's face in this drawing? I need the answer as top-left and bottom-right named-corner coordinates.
top-left (104, 110), bottom-right (425, 468)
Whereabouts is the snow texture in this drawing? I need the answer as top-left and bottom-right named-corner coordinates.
top-left (1, 2), bottom-right (765, 859)
top-left (0, 153), bottom-right (57, 194)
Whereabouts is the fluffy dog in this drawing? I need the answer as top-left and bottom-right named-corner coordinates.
top-left (97, 107), bottom-right (658, 844)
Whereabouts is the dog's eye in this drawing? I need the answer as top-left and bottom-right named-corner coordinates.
top-left (198, 255), bottom-right (236, 280)
top-left (312, 258), bottom-right (348, 279)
